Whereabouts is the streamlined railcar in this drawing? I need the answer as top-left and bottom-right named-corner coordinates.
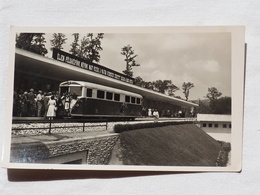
top-left (59, 81), bottom-right (143, 119)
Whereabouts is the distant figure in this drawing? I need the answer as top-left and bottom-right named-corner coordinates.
top-left (63, 93), bottom-right (70, 116)
top-left (70, 93), bottom-right (77, 114)
top-left (178, 110), bottom-right (182, 118)
top-left (36, 90), bottom-right (43, 117)
top-left (47, 95), bottom-right (56, 120)
top-left (27, 88), bottom-right (36, 116)
top-left (20, 91), bottom-right (28, 117)
top-left (167, 110), bottom-right (171, 117)
top-left (153, 109), bottom-right (159, 122)
top-left (148, 108), bottom-right (152, 117)
top-left (43, 92), bottom-right (49, 117)
top-left (56, 94), bottom-right (64, 118)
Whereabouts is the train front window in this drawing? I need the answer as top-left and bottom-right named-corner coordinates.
top-left (87, 88), bottom-right (92, 97)
top-left (69, 86), bottom-right (82, 96)
top-left (97, 90), bottom-right (105, 99)
top-left (137, 98), bottom-right (141, 104)
top-left (60, 86), bottom-right (69, 96)
top-left (106, 92), bottom-right (113, 100)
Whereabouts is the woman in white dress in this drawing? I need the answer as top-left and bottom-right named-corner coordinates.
top-left (47, 95), bottom-right (56, 120)
top-left (148, 108), bottom-right (152, 117)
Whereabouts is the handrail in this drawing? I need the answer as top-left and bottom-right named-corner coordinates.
top-left (12, 120), bottom-right (108, 134)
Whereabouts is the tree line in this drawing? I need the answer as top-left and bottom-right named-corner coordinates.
top-left (194, 87), bottom-right (231, 115)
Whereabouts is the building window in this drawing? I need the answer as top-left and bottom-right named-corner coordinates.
top-left (214, 124), bottom-right (218, 128)
top-left (223, 124), bottom-right (227, 128)
top-left (97, 90), bottom-right (105, 99)
top-left (208, 123), bottom-right (212, 128)
top-left (114, 93), bottom-right (120, 101)
top-left (86, 88), bottom-right (92, 97)
top-left (106, 92), bottom-right (113, 100)
top-left (202, 123), bottom-right (207, 127)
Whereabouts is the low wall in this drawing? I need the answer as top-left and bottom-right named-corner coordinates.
top-left (10, 134), bottom-right (119, 165)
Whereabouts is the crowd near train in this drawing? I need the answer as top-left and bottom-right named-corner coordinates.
top-left (13, 80), bottom-right (191, 120)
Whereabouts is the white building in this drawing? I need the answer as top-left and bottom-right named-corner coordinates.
top-left (197, 114), bottom-right (231, 143)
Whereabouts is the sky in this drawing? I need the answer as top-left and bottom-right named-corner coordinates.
top-left (44, 32), bottom-right (231, 100)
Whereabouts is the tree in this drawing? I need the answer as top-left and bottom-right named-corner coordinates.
top-left (206, 87), bottom-right (222, 101)
top-left (167, 83), bottom-right (179, 97)
top-left (76, 33), bottom-right (104, 63)
top-left (121, 45), bottom-right (140, 77)
top-left (70, 33), bottom-right (80, 55)
top-left (85, 33), bottom-right (104, 63)
top-left (143, 81), bottom-right (154, 90)
top-left (182, 82), bottom-right (194, 101)
top-left (134, 76), bottom-right (144, 87)
top-left (209, 97), bottom-right (231, 114)
top-left (16, 33), bottom-right (48, 56)
top-left (50, 33), bottom-right (67, 51)
top-left (153, 80), bottom-right (179, 95)
top-left (196, 99), bottom-right (211, 114)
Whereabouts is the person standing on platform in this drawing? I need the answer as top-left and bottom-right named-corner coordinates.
top-left (43, 92), bottom-right (49, 118)
top-left (63, 92), bottom-right (70, 116)
top-left (36, 90), bottom-right (43, 117)
top-left (70, 93), bottom-right (77, 114)
top-left (148, 108), bottom-right (152, 117)
top-left (55, 94), bottom-right (64, 118)
top-left (47, 95), bottom-right (56, 120)
top-left (20, 91), bottom-right (28, 117)
top-left (153, 109), bottom-right (159, 122)
top-left (27, 88), bottom-right (36, 117)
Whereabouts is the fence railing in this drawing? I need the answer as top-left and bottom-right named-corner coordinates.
top-left (12, 119), bottom-right (109, 134)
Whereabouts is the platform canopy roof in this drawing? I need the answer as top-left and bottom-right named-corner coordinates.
top-left (14, 48), bottom-right (198, 108)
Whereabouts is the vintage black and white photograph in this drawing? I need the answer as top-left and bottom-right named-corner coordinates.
top-left (3, 26), bottom-right (245, 171)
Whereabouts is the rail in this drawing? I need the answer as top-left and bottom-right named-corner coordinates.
top-left (12, 118), bottom-right (109, 134)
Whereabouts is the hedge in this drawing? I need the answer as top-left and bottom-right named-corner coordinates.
top-left (114, 121), bottom-right (194, 133)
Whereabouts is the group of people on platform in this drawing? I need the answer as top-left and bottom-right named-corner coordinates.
top-left (143, 108), bottom-right (191, 118)
top-left (13, 88), bottom-right (77, 119)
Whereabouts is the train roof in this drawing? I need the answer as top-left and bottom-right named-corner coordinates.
top-left (60, 80), bottom-right (143, 98)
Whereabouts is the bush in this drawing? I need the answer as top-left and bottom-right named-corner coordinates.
top-left (215, 142), bottom-right (231, 166)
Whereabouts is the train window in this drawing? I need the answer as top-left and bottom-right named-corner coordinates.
top-left (60, 86), bottom-right (69, 96)
top-left (131, 97), bottom-right (136, 104)
top-left (87, 88), bottom-right (92, 97)
top-left (70, 86), bottom-right (82, 96)
top-left (106, 92), bottom-right (113, 100)
top-left (114, 93), bottom-right (120, 101)
top-left (137, 98), bottom-right (141, 104)
top-left (208, 123), bottom-right (212, 127)
top-left (125, 95), bottom-right (130, 103)
top-left (223, 124), bottom-right (227, 128)
top-left (97, 90), bottom-right (105, 99)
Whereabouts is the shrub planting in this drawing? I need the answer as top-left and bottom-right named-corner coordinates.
top-left (114, 121), bottom-right (194, 133)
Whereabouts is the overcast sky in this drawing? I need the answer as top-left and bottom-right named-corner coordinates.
top-left (44, 32), bottom-right (231, 100)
